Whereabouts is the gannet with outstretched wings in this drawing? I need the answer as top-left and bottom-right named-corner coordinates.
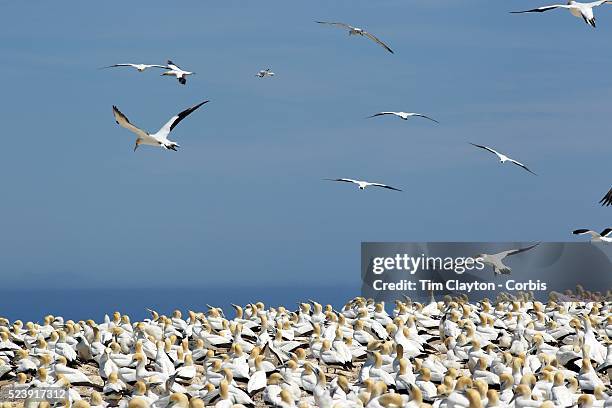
top-left (573, 228), bottom-right (612, 242)
top-left (474, 243), bottom-right (540, 275)
top-left (325, 178), bottom-right (402, 191)
top-left (112, 101), bottom-right (209, 151)
top-left (316, 21), bottom-right (394, 54)
top-left (161, 60), bottom-right (195, 85)
top-left (511, 0), bottom-right (612, 28)
top-left (255, 69), bottom-right (275, 78)
top-left (368, 111), bottom-right (439, 123)
top-left (102, 63), bottom-right (169, 72)
top-left (470, 143), bottom-right (537, 175)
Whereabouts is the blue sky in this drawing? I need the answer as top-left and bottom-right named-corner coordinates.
top-left (1, 0), bottom-right (612, 290)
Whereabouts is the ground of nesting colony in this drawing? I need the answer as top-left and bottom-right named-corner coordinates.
top-left (0, 293), bottom-right (610, 408)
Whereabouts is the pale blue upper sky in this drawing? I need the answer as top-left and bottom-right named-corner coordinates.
top-left (2, 0), bottom-right (612, 289)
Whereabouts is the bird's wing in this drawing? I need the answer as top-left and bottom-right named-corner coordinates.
top-left (505, 242), bottom-right (540, 257)
top-left (147, 65), bottom-right (171, 69)
top-left (599, 188), bottom-right (612, 206)
top-left (112, 106), bottom-right (148, 139)
top-left (508, 158), bottom-right (537, 175)
top-left (573, 229), bottom-right (600, 238)
top-left (413, 113), bottom-right (440, 123)
top-left (600, 228), bottom-right (612, 237)
top-left (367, 112), bottom-right (396, 118)
top-left (469, 143), bottom-right (501, 157)
top-left (362, 31), bottom-right (394, 54)
top-left (369, 183), bottom-right (402, 192)
top-left (510, 4), bottom-right (569, 13)
top-left (102, 64), bottom-right (135, 69)
top-left (157, 100), bottom-right (209, 138)
top-left (315, 21), bottom-right (354, 29)
top-left (588, 0), bottom-right (611, 7)
top-left (326, 178), bottom-right (359, 185)
top-left (166, 60), bottom-right (181, 70)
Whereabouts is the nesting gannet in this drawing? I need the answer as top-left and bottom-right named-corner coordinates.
top-left (470, 143), bottom-right (537, 175)
top-left (474, 243), bottom-right (540, 275)
top-left (53, 356), bottom-right (95, 386)
top-left (255, 69), bottom-right (275, 78)
top-left (112, 100), bottom-right (209, 151)
top-left (325, 178), bottom-right (402, 191)
top-left (161, 60), bottom-right (195, 85)
top-left (102, 64), bottom-right (169, 72)
top-left (247, 356), bottom-right (266, 395)
top-left (316, 21), bottom-right (394, 53)
top-left (573, 228), bottom-right (612, 243)
top-left (367, 111), bottom-right (439, 123)
top-left (511, 1), bottom-right (612, 28)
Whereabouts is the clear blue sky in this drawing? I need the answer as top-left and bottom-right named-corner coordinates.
top-left (2, 1), bottom-right (612, 290)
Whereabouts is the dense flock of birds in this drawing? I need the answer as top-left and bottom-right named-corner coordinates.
top-left (0, 295), bottom-right (610, 407)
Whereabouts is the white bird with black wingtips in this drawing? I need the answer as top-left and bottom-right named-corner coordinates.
top-left (572, 228), bottom-right (612, 243)
top-left (112, 100), bottom-right (209, 151)
top-left (367, 111), bottom-right (439, 123)
top-left (255, 69), bottom-right (275, 78)
top-left (161, 60), bottom-right (195, 85)
top-left (316, 21), bottom-right (394, 53)
top-left (102, 63), bottom-right (170, 72)
top-left (474, 243), bottom-right (540, 275)
top-left (325, 178), bottom-right (402, 191)
top-left (470, 143), bottom-right (537, 175)
top-left (511, 0), bottom-right (612, 28)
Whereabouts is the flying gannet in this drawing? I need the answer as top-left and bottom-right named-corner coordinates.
top-left (368, 111), bottom-right (439, 123)
top-left (325, 178), bottom-right (402, 191)
top-left (511, 0), bottom-right (612, 28)
top-left (161, 60), bottom-right (195, 85)
top-left (573, 228), bottom-right (612, 242)
top-left (112, 100), bottom-right (209, 151)
top-left (474, 243), bottom-right (540, 275)
top-left (316, 21), bottom-right (394, 53)
top-left (102, 64), bottom-right (170, 72)
top-left (470, 143), bottom-right (537, 175)
top-left (255, 69), bottom-right (275, 78)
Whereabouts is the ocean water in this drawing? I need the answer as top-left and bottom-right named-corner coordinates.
top-left (0, 286), bottom-right (361, 323)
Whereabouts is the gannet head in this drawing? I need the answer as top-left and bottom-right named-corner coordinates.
top-left (466, 389), bottom-right (483, 408)
top-left (188, 398), bottom-right (204, 408)
top-left (127, 398), bottom-right (149, 408)
top-left (91, 392), bottom-right (104, 407)
top-left (169, 393), bottom-right (189, 408)
top-left (577, 394), bottom-right (593, 408)
top-left (267, 372), bottom-right (283, 386)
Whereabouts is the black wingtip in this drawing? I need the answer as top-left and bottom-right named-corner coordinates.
top-left (573, 229), bottom-right (589, 235)
top-left (192, 100), bottom-right (210, 110)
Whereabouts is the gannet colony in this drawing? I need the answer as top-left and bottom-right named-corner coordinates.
top-left (0, 293), bottom-right (610, 408)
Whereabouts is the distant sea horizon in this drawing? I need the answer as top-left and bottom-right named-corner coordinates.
top-left (0, 285), bottom-right (361, 323)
